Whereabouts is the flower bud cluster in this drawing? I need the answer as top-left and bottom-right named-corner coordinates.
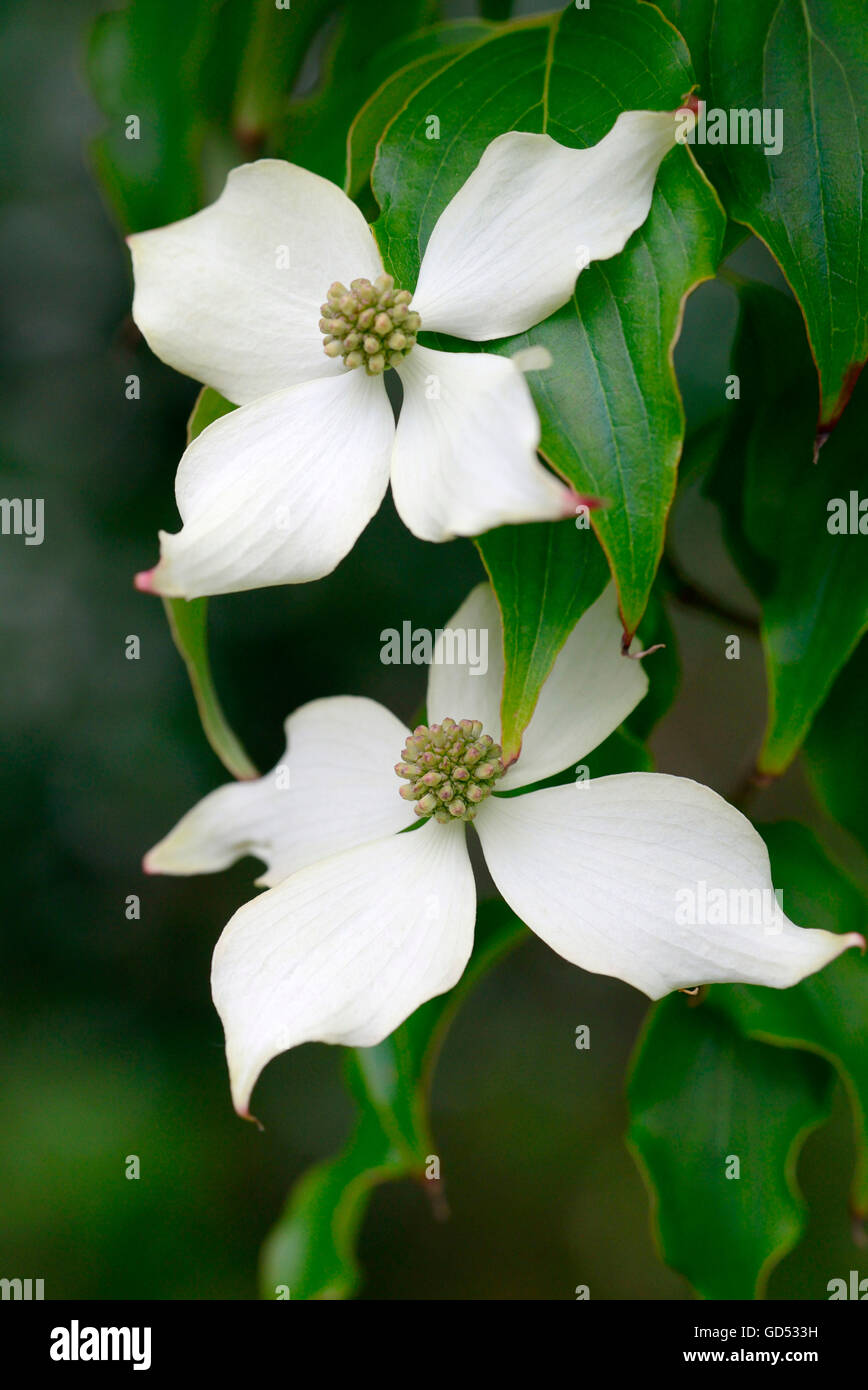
top-left (321, 274), bottom-right (421, 374)
top-left (396, 717), bottom-right (504, 823)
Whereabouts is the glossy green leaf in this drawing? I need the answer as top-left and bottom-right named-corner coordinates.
top-left (258, 898), bottom-right (526, 1300)
top-left (628, 992), bottom-right (834, 1299)
top-left (510, 172), bottom-right (723, 640)
top-left (371, 0), bottom-right (724, 636)
top-left (705, 281), bottom-right (868, 774)
top-left (475, 520), bottom-right (610, 764)
top-left (659, 0), bottom-right (868, 429)
top-left (715, 822), bottom-right (868, 1218)
top-left (344, 21), bottom-right (494, 199)
top-left (804, 637), bottom-right (868, 859)
top-left (160, 389), bottom-right (256, 781)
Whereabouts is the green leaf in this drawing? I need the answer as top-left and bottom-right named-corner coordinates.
top-left (804, 637), bottom-right (868, 859)
top-left (161, 598), bottom-right (258, 781)
top-left (371, 0), bottom-right (724, 636)
top-left (88, 0), bottom-right (399, 229)
top-left (715, 822), bottom-right (868, 1218)
top-left (659, 0), bottom-right (868, 429)
top-left (628, 991), bottom-right (834, 1299)
top-left (271, 0), bottom-right (438, 185)
top-left (185, 385), bottom-right (236, 439)
top-left (257, 1081), bottom-right (397, 1302)
top-left (344, 21), bottom-right (494, 199)
top-left (475, 520), bottom-right (609, 764)
top-left (232, 0), bottom-right (339, 147)
top-left (161, 389), bottom-right (256, 782)
top-left (258, 898), bottom-right (526, 1300)
top-left (87, 0), bottom-right (253, 230)
top-left (706, 280), bottom-right (868, 774)
top-left (761, 383), bottom-right (868, 773)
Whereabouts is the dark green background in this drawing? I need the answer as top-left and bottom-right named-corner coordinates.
top-left (0, 0), bottom-right (861, 1298)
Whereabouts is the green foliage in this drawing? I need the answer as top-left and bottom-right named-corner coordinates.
top-left (475, 520), bottom-right (609, 763)
top-left (270, 0), bottom-right (438, 185)
top-left (345, 21), bottom-right (495, 198)
top-left (629, 820), bottom-right (868, 1294)
top-left (660, 0), bottom-right (868, 426)
top-left (718, 824), bottom-right (868, 1218)
top-left (259, 899), bottom-right (526, 1299)
top-left (804, 639), bottom-right (868, 860)
top-left (88, 0), bottom-right (255, 230)
top-left (705, 281), bottom-right (868, 774)
top-left (85, 0), bottom-right (868, 1303)
top-left (372, 0), bottom-right (725, 635)
top-left (161, 390), bottom-right (255, 781)
top-left (629, 991), bottom-right (833, 1299)
top-left (88, 0), bottom-right (436, 228)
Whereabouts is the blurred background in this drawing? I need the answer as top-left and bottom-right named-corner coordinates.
top-left (0, 0), bottom-right (862, 1298)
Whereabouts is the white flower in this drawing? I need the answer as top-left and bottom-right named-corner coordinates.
top-left (144, 584), bottom-right (862, 1116)
top-left (128, 110), bottom-right (690, 598)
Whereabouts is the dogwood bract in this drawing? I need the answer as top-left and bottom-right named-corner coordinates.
top-left (129, 109), bottom-right (691, 598)
top-left (144, 584), bottom-right (862, 1116)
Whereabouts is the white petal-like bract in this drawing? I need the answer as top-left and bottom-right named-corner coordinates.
top-left (392, 345), bottom-right (571, 542)
top-left (476, 776), bottom-right (863, 998)
top-left (129, 160), bottom-right (383, 404)
top-left (212, 820), bottom-right (476, 1115)
top-left (142, 370), bottom-right (395, 597)
top-left (144, 696), bottom-right (412, 884)
top-left (412, 111), bottom-right (684, 341)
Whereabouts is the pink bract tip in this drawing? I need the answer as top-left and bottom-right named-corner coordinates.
top-left (566, 489), bottom-right (608, 517)
top-left (236, 1105), bottom-right (263, 1131)
top-left (134, 568), bottom-right (156, 593)
top-left (678, 92), bottom-right (702, 119)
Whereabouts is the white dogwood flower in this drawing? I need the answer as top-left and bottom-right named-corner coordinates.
top-left (129, 110), bottom-right (691, 598)
top-left (144, 584), bottom-right (863, 1116)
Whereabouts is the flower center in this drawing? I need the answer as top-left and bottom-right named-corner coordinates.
top-left (396, 718), bottom-right (504, 824)
top-left (320, 274), bottom-right (421, 375)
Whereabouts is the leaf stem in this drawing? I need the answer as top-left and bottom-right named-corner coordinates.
top-left (163, 596), bottom-right (259, 781)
